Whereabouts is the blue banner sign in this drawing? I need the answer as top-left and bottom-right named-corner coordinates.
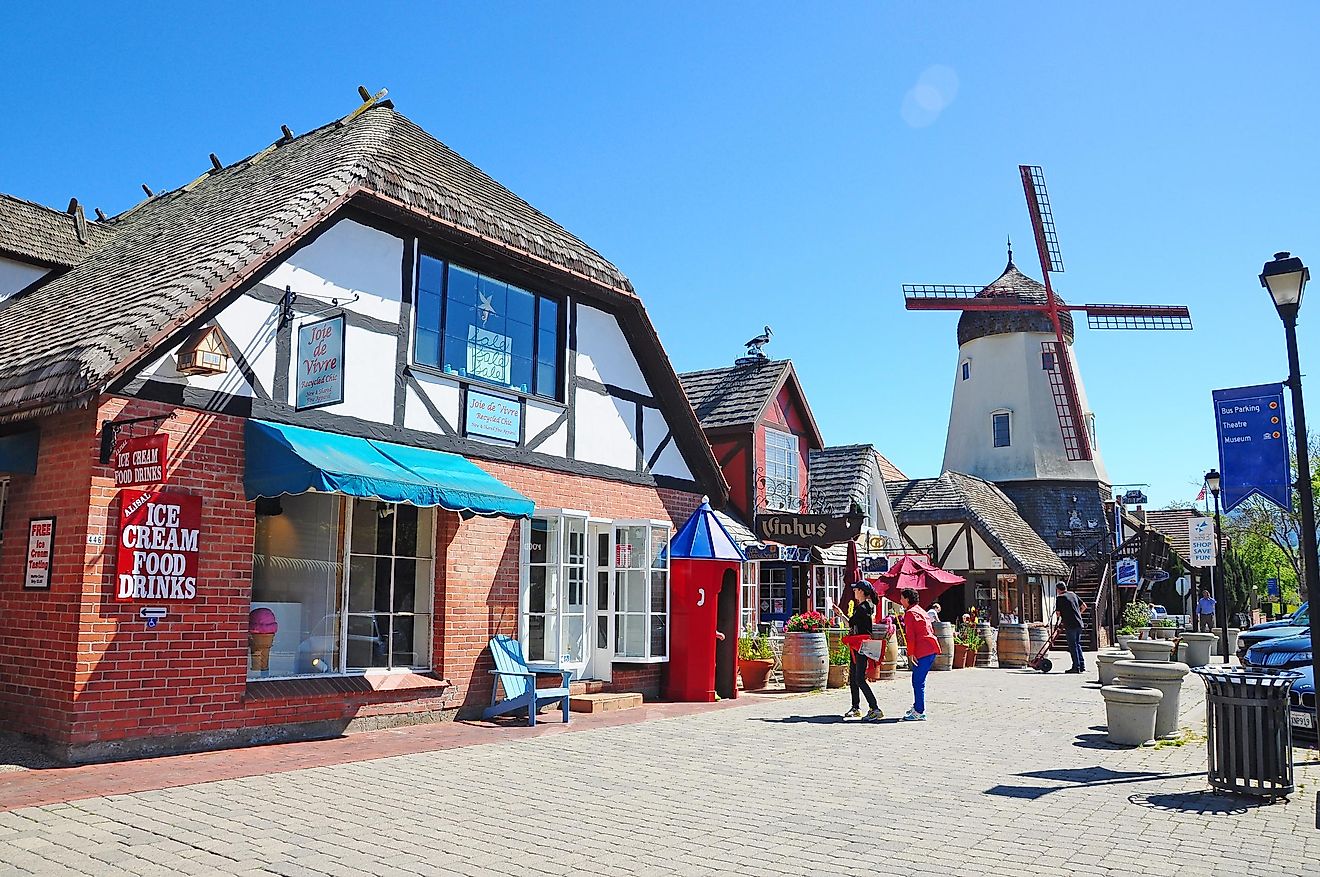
top-left (1212, 383), bottom-right (1292, 512)
top-left (1266, 577), bottom-right (1280, 597)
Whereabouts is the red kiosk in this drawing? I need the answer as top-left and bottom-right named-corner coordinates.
top-left (665, 501), bottom-right (745, 702)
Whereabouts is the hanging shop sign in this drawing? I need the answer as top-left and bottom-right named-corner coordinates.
top-left (113, 434), bottom-right (168, 488)
top-left (744, 544), bottom-right (813, 563)
top-left (115, 490), bottom-right (202, 601)
top-left (24, 516), bottom-right (55, 590)
top-left (1188, 517), bottom-right (1216, 568)
top-left (1116, 557), bottom-right (1140, 586)
top-left (1212, 383), bottom-right (1291, 512)
top-left (295, 315), bottom-right (345, 410)
top-left (754, 512), bottom-right (864, 547)
top-left (465, 389), bottom-right (522, 444)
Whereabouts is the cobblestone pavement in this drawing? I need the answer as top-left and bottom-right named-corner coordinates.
top-left (1, 662), bottom-right (1316, 876)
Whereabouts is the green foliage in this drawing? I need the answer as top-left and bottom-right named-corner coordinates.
top-left (1122, 600), bottom-right (1153, 631)
top-left (738, 630), bottom-right (773, 661)
top-left (829, 638), bottom-right (851, 666)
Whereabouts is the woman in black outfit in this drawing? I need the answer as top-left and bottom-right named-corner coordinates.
top-left (835, 581), bottom-right (882, 722)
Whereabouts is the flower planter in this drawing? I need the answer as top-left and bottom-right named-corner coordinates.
top-left (1101, 684), bottom-right (1163, 746)
top-left (1179, 632), bottom-right (1216, 668)
top-left (1113, 659), bottom-right (1191, 739)
top-left (953, 643), bottom-right (971, 669)
top-left (1128, 639), bottom-right (1174, 663)
top-left (827, 663), bottom-right (848, 689)
top-left (1116, 634), bottom-right (1137, 650)
top-left (1097, 649), bottom-right (1134, 685)
top-left (781, 631), bottom-right (829, 691)
top-left (1151, 626), bottom-right (1175, 641)
top-left (738, 658), bottom-right (774, 691)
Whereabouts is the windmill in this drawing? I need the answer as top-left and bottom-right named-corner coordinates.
top-left (902, 166), bottom-right (1193, 463)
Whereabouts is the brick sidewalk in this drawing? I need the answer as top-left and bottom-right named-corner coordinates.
top-left (0, 662), bottom-right (1316, 876)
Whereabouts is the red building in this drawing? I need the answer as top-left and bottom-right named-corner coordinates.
top-left (0, 98), bottom-right (726, 762)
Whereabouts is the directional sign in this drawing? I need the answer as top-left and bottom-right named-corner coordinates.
top-left (1213, 383), bottom-right (1292, 512)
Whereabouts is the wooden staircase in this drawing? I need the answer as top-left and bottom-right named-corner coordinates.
top-left (1052, 558), bottom-right (1112, 652)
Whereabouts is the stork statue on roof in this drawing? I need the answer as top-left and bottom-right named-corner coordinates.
top-left (902, 165), bottom-right (1193, 559)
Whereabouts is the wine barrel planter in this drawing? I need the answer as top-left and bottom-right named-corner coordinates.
top-left (877, 636), bottom-right (899, 681)
top-left (1028, 623), bottom-right (1050, 659)
top-left (997, 623), bottom-right (1030, 669)
top-left (933, 622), bottom-right (956, 671)
top-left (781, 632), bottom-right (829, 691)
top-left (975, 622), bottom-right (996, 666)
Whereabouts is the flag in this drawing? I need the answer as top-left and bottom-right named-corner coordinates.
top-left (1196, 485), bottom-right (1206, 502)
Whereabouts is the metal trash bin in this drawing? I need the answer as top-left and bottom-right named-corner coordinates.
top-left (1193, 667), bottom-right (1302, 798)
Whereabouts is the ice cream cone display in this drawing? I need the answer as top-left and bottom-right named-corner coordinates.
top-left (248, 608), bottom-right (278, 673)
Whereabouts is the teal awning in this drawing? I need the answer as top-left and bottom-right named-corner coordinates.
top-left (0, 430), bottom-right (38, 475)
top-left (244, 420), bottom-right (534, 519)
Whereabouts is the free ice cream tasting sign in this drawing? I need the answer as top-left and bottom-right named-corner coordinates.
top-left (295, 315), bottom-right (345, 410)
top-left (115, 490), bottom-right (203, 601)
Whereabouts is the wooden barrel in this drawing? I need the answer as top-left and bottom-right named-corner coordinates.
top-left (997, 623), bottom-right (1030, 668)
top-left (976, 621), bottom-right (995, 665)
top-left (877, 635), bottom-right (899, 681)
top-left (781, 632), bottom-right (829, 691)
top-left (933, 622), bottom-right (956, 671)
top-left (1028, 623), bottom-right (1050, 658)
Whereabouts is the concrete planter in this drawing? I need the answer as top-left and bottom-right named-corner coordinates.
top-left (1113, 660), bottom-right (1191, 738)
top-left (1116, 634), bottom-right (1137, 650)
top-left (1211, 628), bottom-right (1241, 657)
top-left (1128, 639), bottom-right (1174, 663)
top-left (1097, 649), bottom-right (1134, 685)
top-left (1179, 632), bottom-right (1216, 668)
top-left (1176, 641), bottom-right (1188, 664)
top-left (1150, 626), bottom-right (1176, 641)
top-left (1101, 684), bottom-right (1163, 746)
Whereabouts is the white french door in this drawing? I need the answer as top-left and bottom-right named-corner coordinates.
top-left (586, 521), bottom-right (615, 681)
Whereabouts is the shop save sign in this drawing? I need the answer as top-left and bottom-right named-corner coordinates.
top-left (115, 490), bottom-right (202, 601)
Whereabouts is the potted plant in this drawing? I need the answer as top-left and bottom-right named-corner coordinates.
top-left (1151, 617), bottom-right (1176, 641)
top-left (737, 630), bottom-right (775, 691)
top-left (1121, 600), bottom-right (1153, 641)
top-left (782, 611), bottom-right (830, 691)
top-left (1116, 626), bottom-right (1138, 650)
top-left (960, 627), bottom-right (985, 667)
top-left (828, 638), bottom-right (850, 688)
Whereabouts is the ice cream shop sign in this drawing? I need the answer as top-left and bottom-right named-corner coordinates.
top-left (115, 490), bottom-right (203, 601)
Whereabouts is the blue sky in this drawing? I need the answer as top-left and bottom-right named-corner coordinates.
top-left (5, 2), bottom-right (1319, 506)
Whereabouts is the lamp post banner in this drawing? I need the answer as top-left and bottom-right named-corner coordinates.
top-left (1212, 383), bottom-right (1292, 512)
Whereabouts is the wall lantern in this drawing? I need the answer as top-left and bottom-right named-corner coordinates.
top-left (176, 326), bottom-right (232, 376)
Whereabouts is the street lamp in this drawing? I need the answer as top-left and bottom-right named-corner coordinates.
top-left (1205, 469), bottom-right (1228, 663)
top-left (1259, 252), bottom-right (1320, 695)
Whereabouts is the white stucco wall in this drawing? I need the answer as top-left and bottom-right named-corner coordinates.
top-left (0, 255), bottom-right (48, 302)
top-left (574, 304), bottom-right (650, 394)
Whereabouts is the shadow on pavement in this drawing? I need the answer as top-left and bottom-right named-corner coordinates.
top-left (1074, 732), bottom-right (1125, 750)
top-left (985, 765), bottom-right (1204, 800)
top-left (1128, 790), bottom-right (1274, 816)
top-left (752, 715), bottom-right (903, 726)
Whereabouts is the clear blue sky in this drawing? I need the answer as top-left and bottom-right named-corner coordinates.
top-left (5, 2), bottom-right (1319, 507)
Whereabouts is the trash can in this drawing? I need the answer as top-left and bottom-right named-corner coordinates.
top-left (1193, 667), bottom-right (1302, 798)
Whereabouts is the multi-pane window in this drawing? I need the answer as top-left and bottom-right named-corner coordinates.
top-left (740, 562), bottom-right (759, 633)
top-left (614, 523), bottom-right (670, 661)
top-left (763, 429), bottom-right (799, 511)
top-left (992, 411), bottom-right (1012, 448)
top-left (1042, 350), bottom-right (1056, 370)
top-left (348, 500), bottom-right (435, 670)
top-left (760, 565), bottom-right (789, 617)
top-left (414, 255), bottom-right (561, 398)
top-left (523, 514), bottom-right (588, 665)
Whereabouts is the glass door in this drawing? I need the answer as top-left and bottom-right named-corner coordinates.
top-left (587, 522), bottom-right (615, 681)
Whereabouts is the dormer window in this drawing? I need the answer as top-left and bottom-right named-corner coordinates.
top-left (176, 326), bottom-right (231, 376)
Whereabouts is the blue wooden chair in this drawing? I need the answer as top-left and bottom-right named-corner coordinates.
top-left (483, 635), bottom-right (571, 726)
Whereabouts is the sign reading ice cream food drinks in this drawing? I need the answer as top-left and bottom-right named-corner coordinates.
top-left (115, 490), bottom-right (202, 601)
top-left (464, 389), bottom-right (522, 443)
top-left (24, 517), bottom-right (55, 590)
top-left (295, 315), bottom-right (345, 410)
top-left (114, 434), bottom-right (168, 487)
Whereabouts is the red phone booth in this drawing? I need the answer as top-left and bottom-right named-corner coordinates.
top-left (666, 501), bottom-right (745, 702)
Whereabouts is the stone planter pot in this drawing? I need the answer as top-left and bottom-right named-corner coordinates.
top-left (1136, 627), bottom-right (1153, 640)
top-left (1113, 660), bottom-right (1191, 738)
top-left (1179, 632), bottom-right (1216, 668)
top-left (1128, 639), bottom-right (1174, 663)
top-left (1116, 634), bottom-right (1137, 650)
top-left (738, 659), bottom-right (774, 691)
top-left (933, 622), bottom-right (956, 671)
top-left (1176, 641), bottom-right (1187, 664)
top-left (781, 632), bottom-right (829, 691)
top-left (1101, 684), bottom-right (1164, 746)
top-left (1211, 628), bottom-right (1241, 657)
top-left (1151, 626), bottom-right (1176, 641)
top-left (1097, 649), bottom-right (1134, 685)
top-left (827, 663), bottom-right (848, 689)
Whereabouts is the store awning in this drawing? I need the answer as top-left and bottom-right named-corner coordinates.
top-left (0, 430), bottom-right (39, 475)
top-left (244, 420), bottom-right (534, 518)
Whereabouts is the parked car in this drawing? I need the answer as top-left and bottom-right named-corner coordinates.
top-left (1237, 602), bottom-right (1309, 661)
top-left (1244, 631), bottom-right (1311, 670)
top-left (1288, 666), bottom-right (1316, 745)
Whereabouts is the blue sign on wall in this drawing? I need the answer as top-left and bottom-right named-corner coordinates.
top-left (295, 315), bottom-right (345, 410)
top-left (1212, 383), bottom-right (1292, 512)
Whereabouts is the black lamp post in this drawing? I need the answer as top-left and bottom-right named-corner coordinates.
top-left (1259, 252), bottom-right (1320, 692)
top-left (1205, 469), bottom-right (1228, 663)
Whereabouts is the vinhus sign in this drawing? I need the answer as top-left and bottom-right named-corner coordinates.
top-left (754, 512), bottom-right (864, 547)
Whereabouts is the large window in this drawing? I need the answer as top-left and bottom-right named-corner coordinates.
top-left (249, 495), bottom-right (434, 679)
top-left (523, 514), bottom-right (588, 665)
top-left (415, 255), bottom-right (560, 398)
top-left (992, 411), bottom-right (1012, 448)
top-left (614, 522), bottom-right (670, 661)
top-left (760, 565), bottom-right (789, 618)
top-left (764, 429), bottom-right (800, 511)
top-left (740, 562), bottom-right (759, 633)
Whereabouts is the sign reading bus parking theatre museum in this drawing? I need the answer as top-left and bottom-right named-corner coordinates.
top-left (295, 315), bottom-right (345, 410)
top-left (115, 490), bottom-right (202, 601)
top-left (113, 434), bottom-right (168, 487)
top-left (1212, 382), bottom-right (1291, 512)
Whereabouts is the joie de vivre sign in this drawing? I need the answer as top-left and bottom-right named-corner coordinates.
top-left (465, 389), bottom-right (521, 443)
top-left (1188, 517), bottom-right (1216, 568)
top-left (24, 517), bottom-right (55, 590)
top-left (296, 315), bottom-right (345, 410)
top-left (113, 434), bottom-right (168, 488)
top-left (754, 512), bottom-right (864, 547)
top-left (115, 490), bottom-right (202, 601)
top-left (1212, 383), bottom-right (1291, 512)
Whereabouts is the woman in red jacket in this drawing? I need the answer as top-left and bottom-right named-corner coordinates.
top-left (899, 587), bottom-right (940, 721)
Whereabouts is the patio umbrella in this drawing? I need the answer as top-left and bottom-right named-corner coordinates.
top-left (873, 554), bottom-right (965, 608)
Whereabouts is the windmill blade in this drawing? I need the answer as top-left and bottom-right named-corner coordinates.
top-left (904, 284), bottom-right (1052, 313)
top-left (1020, 165), bottom-right (1065, 274)
top-left (902, 284), bottom-right (985, 299)
top-left (1081, 304), bottom-right (1193, 331)
top-left (1041, 340), bottom-right (1094, 462)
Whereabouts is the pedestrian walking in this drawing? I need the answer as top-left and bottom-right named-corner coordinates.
top-left (898, 588), bottom-right (940, 721)
top-left (928, 602), bottom-right (942, 623)
top-left (834, 582), bottom-right (882, 722)
top-left (1054, 582), bottom-right (1087, 673)
top-left (1196, 589), bottom-right (1216, 632)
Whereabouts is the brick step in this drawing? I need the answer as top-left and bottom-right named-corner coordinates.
top-left (569, 680), bottom-right (608, 696)
top-left (569, 692), bottom-right (644, 714)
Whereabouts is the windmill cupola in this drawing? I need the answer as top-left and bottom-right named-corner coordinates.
top-left (956, 256), bottom-right (1075, 347)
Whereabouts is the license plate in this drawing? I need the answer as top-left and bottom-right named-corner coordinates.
top-left (1291, 711), bottom-right (1315, 730)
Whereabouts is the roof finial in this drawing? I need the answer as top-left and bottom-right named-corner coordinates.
top-left (1006, 234), bottom-right (1014, 267)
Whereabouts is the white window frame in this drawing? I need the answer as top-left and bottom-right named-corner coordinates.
top-left (1086, 413), bottom-right (1097, 448)
top-left (961, 360), bottom-right (971, 381)
top-left (611, 518), bottom-right (671, 664)
top-left (740, 561), bottom-right (759, 633)
top-left (519, 509), bottom-right (591, 671)
top-left (763, 428), bottom-right (800, 511)
top-left (992, 409), bottom-right (1012, 448)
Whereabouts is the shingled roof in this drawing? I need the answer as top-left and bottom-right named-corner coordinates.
top-left (1141, 507), bottom-right (1225, 563)
top-left (808, 444), bottom-right (876, 515)
top-left (957, 255), bottom-right (1075, 346)
top-left (0, 193), bottom-right (116, 268)
top-left (0, 103), bottom-right (631, 419)
top-left (678, 359), bottom-right (794, 430)
top-left (890, 471), bottom-right (1070, 577)
top-left (874, 451), bottom-right (906, 483)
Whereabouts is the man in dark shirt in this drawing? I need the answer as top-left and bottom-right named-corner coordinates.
top-left (1054, 582), bottom-right (1088, 674)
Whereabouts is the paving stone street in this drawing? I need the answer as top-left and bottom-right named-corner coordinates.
top-left (1, 661), bottom-right (1316, 877)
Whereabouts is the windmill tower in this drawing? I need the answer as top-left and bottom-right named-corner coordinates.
top-left (903, 166), bottom-right (1193, 561)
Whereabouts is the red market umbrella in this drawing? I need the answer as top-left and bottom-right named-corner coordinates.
top-left (873, 554), bottom-right (965, 608)
top-left (845, 539), bottom-right (861, 585)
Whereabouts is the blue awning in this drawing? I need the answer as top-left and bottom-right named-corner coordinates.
top-left (670, 501), bottom-right (747, 561)
top-left (244, 420), bottom-right (534, 519)
top-left (0, 430), bottom-right (39, 475)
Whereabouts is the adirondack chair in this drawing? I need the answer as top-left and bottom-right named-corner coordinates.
top-left (483, 635), bottom-right (571, 726)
